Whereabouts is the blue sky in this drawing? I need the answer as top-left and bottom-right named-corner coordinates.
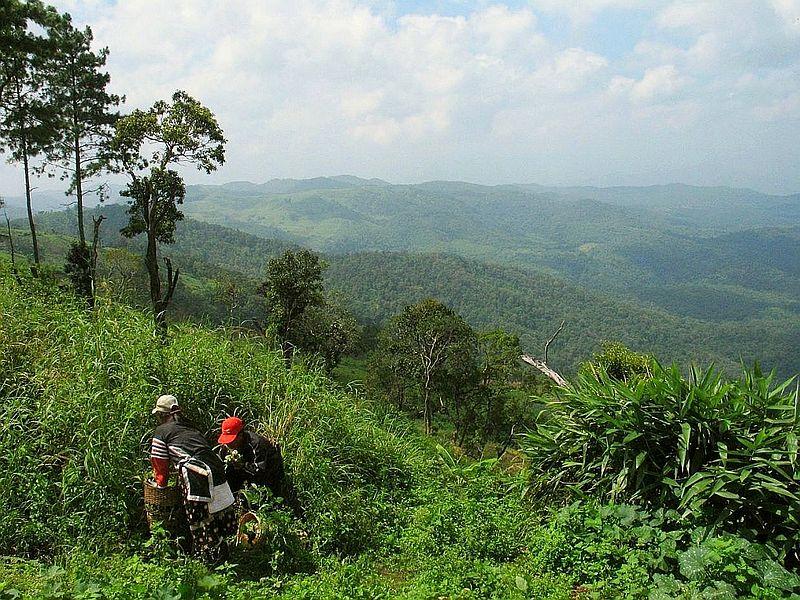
top-left (2, 0), bottom-right (799, 196)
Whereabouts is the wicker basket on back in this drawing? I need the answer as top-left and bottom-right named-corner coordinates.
top-left (143, 480), bottom-right (187, 539)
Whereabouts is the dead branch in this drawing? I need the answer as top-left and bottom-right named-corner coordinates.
top-left (544, 319), bottom-right (565, 364)
top-left (520, 354), bottom-right (569, 387)
top-left (520, 320), bottom-right (569, 387)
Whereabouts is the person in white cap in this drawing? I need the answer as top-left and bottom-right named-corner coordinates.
top-left (149, 394), bottom-right (236, 563)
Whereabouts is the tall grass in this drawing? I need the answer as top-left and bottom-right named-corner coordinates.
top-left (0, 266), bottom-right (425, 556)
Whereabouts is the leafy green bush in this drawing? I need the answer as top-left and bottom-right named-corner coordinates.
top-left (583, 341), bottom-right (653, 381)
top-left (522, 502), bottom-right (800, 599)
top-left (522, 362), bottom-right (800, 558)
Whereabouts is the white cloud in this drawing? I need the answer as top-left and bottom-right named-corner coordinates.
top-left (528, 0), bottom-right (654, 25)
top-left (631, 64), bottom-right (687, 102)
top-left (754, 92), bottom-right (800, 121)
top-left (0, 0), bottom-right (798, 195)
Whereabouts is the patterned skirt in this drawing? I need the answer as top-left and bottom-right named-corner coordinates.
top-left (178, 479), bottom-right (238, 560)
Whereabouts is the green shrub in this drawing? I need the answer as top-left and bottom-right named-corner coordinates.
top-left (523, 502), bottom-right (800, 599)
top-left (522, 362), bottom-right (800, 558)
top-left (583, 341), bottom-right (653, 381)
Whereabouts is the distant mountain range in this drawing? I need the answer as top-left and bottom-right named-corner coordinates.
top-left (170, 178), bottom-right (799, 321)
top-left (13, 196), bottom-right (800, 378)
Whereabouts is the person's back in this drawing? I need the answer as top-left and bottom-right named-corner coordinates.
top-left (154, 418), bottom-right (220, 467)
top-left (217, 417), bottom-right (285, 495)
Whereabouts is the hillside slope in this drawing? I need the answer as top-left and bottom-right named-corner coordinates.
top-left (13, 205), bottom-right (800, 378)
top-left (325, 252), bottom-right (800, 377)
top-left (4, 268), bottom-right (797, 598)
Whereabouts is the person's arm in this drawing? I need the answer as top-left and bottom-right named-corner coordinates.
top-left (150, 436), bottom-right (170, 488)
top-left (249, 436), bottom-right (285, 484)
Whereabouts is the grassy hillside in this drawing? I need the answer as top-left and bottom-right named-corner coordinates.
top-left (2, 266), bottom-right (798, 598)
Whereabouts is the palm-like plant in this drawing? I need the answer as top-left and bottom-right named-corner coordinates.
top-left (522, 362), bottom-right (800, 558)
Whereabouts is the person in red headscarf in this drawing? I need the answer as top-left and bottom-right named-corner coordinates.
top-left (216, 416), bottom-right (285, 497)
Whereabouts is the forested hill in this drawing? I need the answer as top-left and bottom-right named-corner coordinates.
top-left (20, 204), bottom-right (800, 378)
top-left (325, 252), bottom-right (800, 377)
top-left (176, 179), bottom-right (800, 322)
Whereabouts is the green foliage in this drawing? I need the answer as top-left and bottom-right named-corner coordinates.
top-left (0, 269), bottom-right (423, 557)
top-left (297, 299), bottom-right (361, 372)
top-left (258, 248), bottom-right (326, 360)
top-left (64, 241), bottom-right (92, 300)
top-left (522, 361), bottom-right (800, 557)
top-left (106, 90), bottom-right (226, 326)
top-left (523, 502), bottom-right (800, 599)
top-left (373, 298), bottom-right (478, 435)
top-left (1, 258), bottom-right (798, 598)
top-left (0, 0), bottom-right (64, 267)
top-left (38, 9), bottom-right (120, 253)
top-left (584, 341), bottom-right (654, 381)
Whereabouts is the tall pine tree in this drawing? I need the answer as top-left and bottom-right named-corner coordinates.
top-left (0, 0), bottom-right (60, 273)
top-left (43, 13), bottom-right (121, 302)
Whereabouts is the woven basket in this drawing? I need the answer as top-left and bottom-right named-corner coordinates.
top-left (237, 511), bottom-right (264, 547)
top-left (143, 480), bottom-right (186, 538)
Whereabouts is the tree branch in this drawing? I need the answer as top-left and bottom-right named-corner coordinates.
top-left (544, 319), bottom-right (565, 364)
top-left (520, 354), bottom-right (569, 387)
top-left (520, 320), bottom-right (569, 387)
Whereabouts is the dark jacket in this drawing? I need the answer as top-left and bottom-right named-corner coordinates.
top-left (217, 430), bottom-right (285, 495)
top-left (152, 419), bottom-right (228, 502)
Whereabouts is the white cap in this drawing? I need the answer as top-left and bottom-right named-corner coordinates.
top-left (152, 394), bottom-right (179, 415)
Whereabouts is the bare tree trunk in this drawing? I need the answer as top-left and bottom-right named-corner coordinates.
top-left (88, 215), bottom-right (105, 308)
top-left (21, 135), bottom-right (39, 273)
top-left (423, 369), bottom-right (433, 435)
top-left (153, 256), bottom-right (179, 335)
top-left (3, 209), bottom-right (20, 283)
top-left (145, 227), bottom-right (165, 329)
top-left (73, 129), bottom-right (85, 247)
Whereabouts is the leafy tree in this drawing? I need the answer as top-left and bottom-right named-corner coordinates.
top-left (475, 329), bottom-right (524, 445)
top-left (477, 329), bottom-right (521, 386)
top-left (213, 274), bottom-right (245, 325)
top-left (0, 0), bottom-right (60, 273)
top-left (258, 249), bottom-right (326, 363)
top-left (376, 299), bottom-right (477, 435)
top-left (40, 13), bottom-right (120, 303)
top-left (298, 300), bottom-right (361, 372)
top-left (105, 90), bottom-right (225, 330)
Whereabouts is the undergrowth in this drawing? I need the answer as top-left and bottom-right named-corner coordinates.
top-left (1, 264), bottom-right (799, 598)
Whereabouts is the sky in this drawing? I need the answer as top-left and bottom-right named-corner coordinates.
top-left (2, 0), bottom-right (800, 197)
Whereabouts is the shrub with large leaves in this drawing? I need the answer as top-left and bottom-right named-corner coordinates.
top-left (521, 363), bottom-right (800, 558)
